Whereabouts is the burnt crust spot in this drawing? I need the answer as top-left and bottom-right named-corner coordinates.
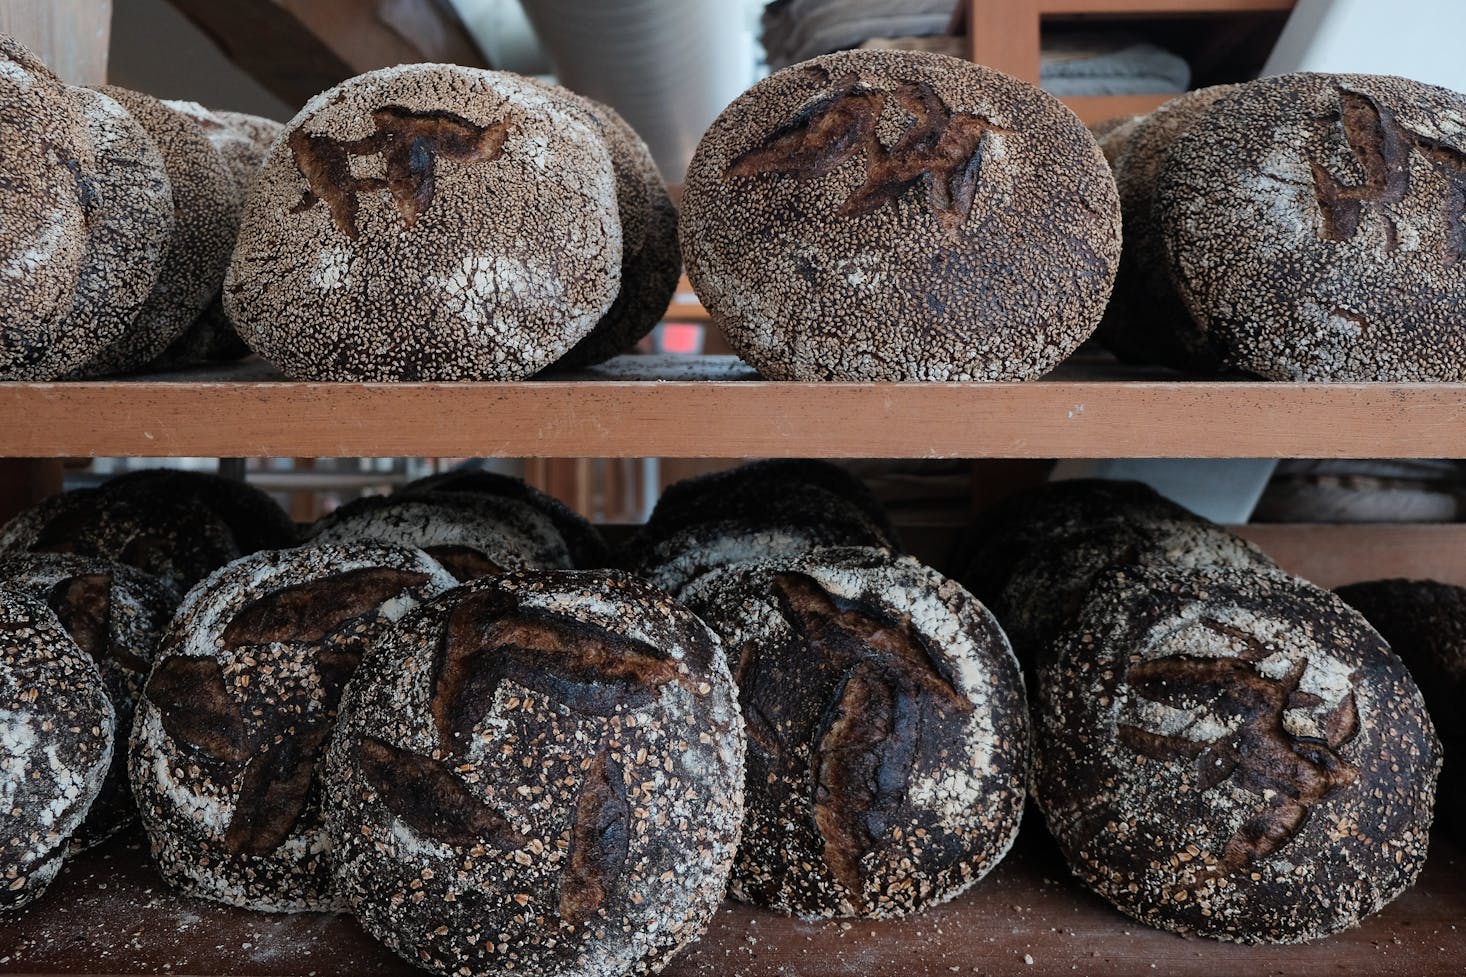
top-left (289, 105), bottom-right (509, 238)
top-left (357, 736), bottom-right (527, 850)
top-left (727, 74), bottom-right (1012, 234)
top-left (559, 749), bottom-right (630, 926)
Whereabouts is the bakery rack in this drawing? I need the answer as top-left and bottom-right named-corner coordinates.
top-left (4, 351), bottom-right (1466, 977)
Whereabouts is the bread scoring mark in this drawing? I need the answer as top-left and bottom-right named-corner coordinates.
top-left (1311, 88), bottom-right (1466, 263)
top-left (1116, 621), bottom-right (1360, 881)
top-left (726, 74), bottom-right (1013, 235)
top-left (559, 748), bottom-right (630, 926)
top-left (289, 106), bottom-right (509, 238)
top-left (357, 736), bottom-right (527, 850)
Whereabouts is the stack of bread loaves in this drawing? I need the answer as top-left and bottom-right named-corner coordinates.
top-left (0, 35), bottom-right (279, 380)
top-left (958, 478), bottom-right (1441, 942)
top-left (1099, 73), bottom-right (1466, 380)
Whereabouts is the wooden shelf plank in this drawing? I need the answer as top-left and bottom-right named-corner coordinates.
top-left (1039, 0), bottom-right (1295, 14)
top-left (5, 355), bottom-right (1466, 460)
top-left (2, 826), bottom-right (1459, 977)
top-left (1062, 92), bottom-right (1173, 123)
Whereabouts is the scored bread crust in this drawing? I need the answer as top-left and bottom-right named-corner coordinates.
top-left (1157, 72), bottom-right (1466, 381)
top-left (1034, 565), bottom-right (1439, 943)
top-left (681, 49), bottom-right (1120, 381)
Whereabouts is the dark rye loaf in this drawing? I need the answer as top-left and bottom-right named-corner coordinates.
top-left (1034, 565), bottom-right (1439, 943)
top-left (324, 570), bottom-right (744, 977)
top-left (681, 49), bottom-right (1120, 381)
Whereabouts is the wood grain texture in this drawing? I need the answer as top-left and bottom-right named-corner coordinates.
top-left (968, 0), bottom-right (1040, 82)
top-left (3, 356), bottom-right (1466, 459)
top-left (1063, 92), bottom-right (1173, 123)
top-left (0, 0), bottom-right (111, 85)
top-left (1, 825), bottom-right (1459, 977)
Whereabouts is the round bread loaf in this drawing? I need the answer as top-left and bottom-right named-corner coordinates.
top-left (681, 49), bottom-right (1120, 381)
top-left (226, 64), bottom-right (622, 381)
top-left (306, 492), bottom-right (573, 581)
top-left (325, 569), bottom-right (744, 977)
top-left (954, 478), bottom-right (1191, 608)
top-left (680, 547), bottom-right (1026, 918)
top-left (1335, 578), bottom-right (1466, 836)
top-left (215, 109), bottom-right (285, 151)
top-left (45, 87), bottom-right (176, 379)
top-left (1034, 565), bottom-right (1439, 943)
top-left (1096, 85), bottom-right (1238, 371)
top-left (69, 87), bottom-right (240, 376)
top-left (998, 514), bottom-right (1275, 664)
top-left (0, 36), bottom-right (90, 380)
top-left (0, 485), bottom-right (242, 593)
top-left (399, 470), bottom-right (610, 568)
top-left (130, 543), bottom-right (456, 912)
top-left (102, 468), bottom-right (297, 554)
top-left (0, 588), bottom-right (113, 911)
top-left (552, 92), bottom-right (680, 368)
top-left (0, 553), bottom-right (175, 849)
top-left (1157, 72), bottom-right (1466, 381)
top-left (164, 99), bottom-right (268, 189)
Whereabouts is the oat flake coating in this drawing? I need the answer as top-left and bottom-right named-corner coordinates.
top-left (680, 547), bottom-right (1026, 918)
top-left (0, 588), bottom-right (113, 912)
top-left (226, 64), bottom-right (622, 381)
top-left (681, 49), bottom-right (1120, 382)
top-left (305, 492), bottom-right (573, 581)
top-left (1158, 72), bottom-right (1466, 381)
top-left (70, 86), bottom-right (242, 377)
top-left (325, 569), bottom-right (744, 977)
top-left (1095, 86), bottom-right (1237, 372)
top-left (0, 553), bottom-right (175, 851)
top-left (1034, 565), bottom-right (1440, 943)
top-left (0, 35), bottom-right (90, 380)
top-left (1335, 578), bottom-right (1466, 838)
top-left (130, 543), bottom-right (457, 912)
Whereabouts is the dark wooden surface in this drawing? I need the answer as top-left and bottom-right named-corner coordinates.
top-left (2, 820), bottom-right (1462, 977)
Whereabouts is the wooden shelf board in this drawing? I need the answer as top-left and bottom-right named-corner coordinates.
top-left (5, 354), bottom-right (1466, 460)
top-left (1039, 0), bottom-right (1295, 14)
top-left (1062, 92), bottom-right (1174, 123)
top-left (2, 823), bottom-right (1460, 977)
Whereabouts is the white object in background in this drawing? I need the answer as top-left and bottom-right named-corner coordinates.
top-left (518, 0), bottom-right (753, 182)
top-left (1265, 0), bottom-right (1466, 90)
top-left (446, 0), bottom-right (552, 76)
top-left (1048, 459), bottom-right (1279, 525)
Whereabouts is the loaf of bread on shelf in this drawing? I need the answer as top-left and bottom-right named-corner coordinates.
top-left (1157, 72), bottom-right (1466, 381)
top-left (69, 87), bottom-right (241, 377)
top-left (680, 48), bottom-right (1121, 381)
top-left (130, 543), bottom-right (456, 912)
top-left (1033, 565), bottom-right (1439, 943)
top-left (227, 64), bottom-right (624, 381)
top-left (680, 547), bottom-right (1027, 919)
top-left (304, 491), bottom-right (573, 580)
top-left (102, 468), bottom-right (297, 553)
top-left (1335, 578), bottom-right (1466, 837)
top-left (324, 570), bottom-right (744, 977)
top-left (0, 588), bottom-right (114, 912)
top-left (0, 553), bottom-right (175, 851)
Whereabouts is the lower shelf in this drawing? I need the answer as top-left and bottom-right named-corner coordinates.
top-left (3, 821), bottom-right (1461, 977)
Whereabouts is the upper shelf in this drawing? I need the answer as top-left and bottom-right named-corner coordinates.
top-left (4, 352), bottom-right (1466, 459)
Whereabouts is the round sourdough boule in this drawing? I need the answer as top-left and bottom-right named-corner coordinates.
top-left (1157, 73), bottom-right (1466, 381)
top-left (551, 92), bottom-right (680, 368)
top-left (226, 64), bottom-right (622, 381)
top-left (0, 588), bottom-right (113, 911)
top-left (1034, 565), bottom-right (1440, 943)
top-left (164, 99), bottom-right (268, 189)
top-left (399, 470), bottom-right (611, 568)
top-left (680, 547), bottom-right (1027, 918)
top-left (215, 109), bottom-right (285, 152)
top-left (101, 469), bottom-right (297, 554)
top-left (998, 514), bottom-right (1276, 664)
top-left (681, 49), bottom-right (1120, 381)
top-left (130, 543), bottom-right (456, 912)
top-left (0, 486), bottom-right (242, 593)
top-left (1335, 578), bottom-right (1466, 836)
top-left (305, 492), bottom-right (573, 581)
top-left (1096, 85), bottom-right (1238, 371)
top-left (45, 87), bottom-right (176, 379)
top-left (325, 569), bottom-right (744, 977)
top-left (0, 36), bottom-right (90, 380)
top-left (0, 553), bottom-right (176, 849)
top-left (71, 86), bottom-right (241, 377)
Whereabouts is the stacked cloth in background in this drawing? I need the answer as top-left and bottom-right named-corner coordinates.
top-left (760, 0), bottom-right (956, 69)
top-left (1254, 460), bottom-right (1466, 523)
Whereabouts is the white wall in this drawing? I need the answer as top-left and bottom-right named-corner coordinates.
top-left (1266, 0), bottom-right (1466, 91)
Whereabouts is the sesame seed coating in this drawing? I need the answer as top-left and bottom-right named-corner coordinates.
top-left (1033, 565), bottom-right (1440, 943)
top-left (0, 587), bottom-right (114, 912)
top-left (325, 569), bottom-right (745, 977)
top-left (1158, 72), bottom-right (1466, 381)
top-left (681, 49), bottom-right (1120, 381)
